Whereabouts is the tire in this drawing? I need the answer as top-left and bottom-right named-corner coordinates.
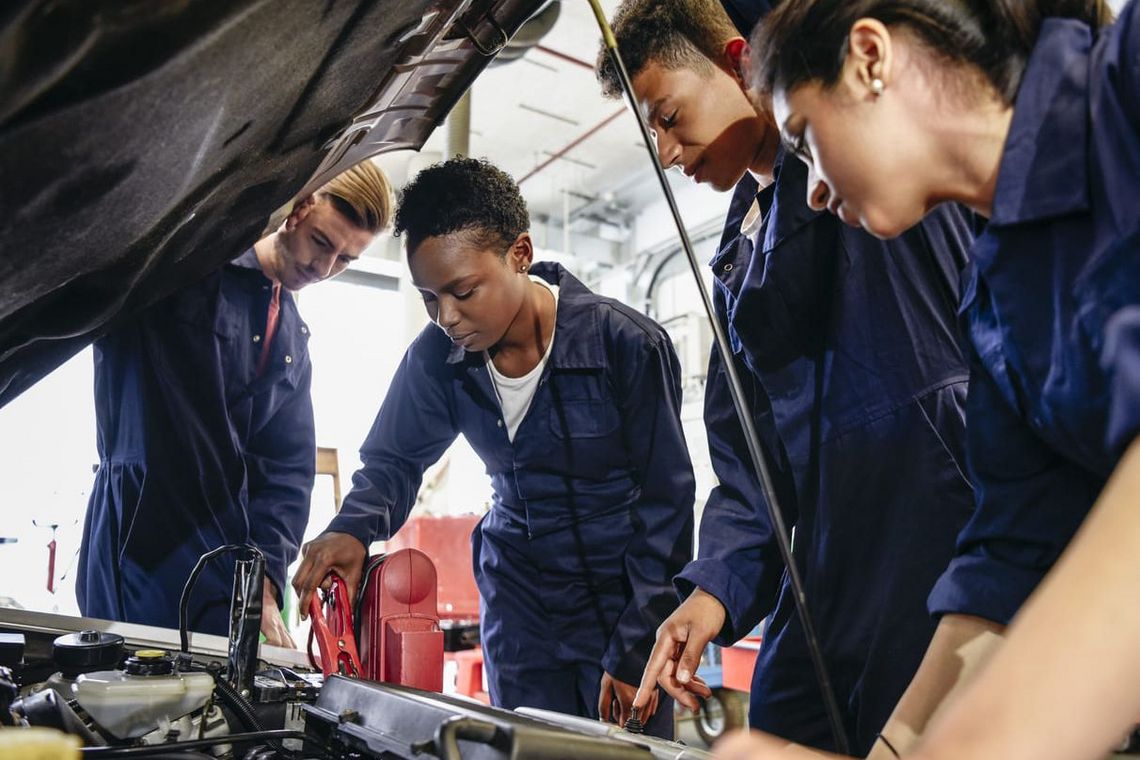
top-left (694, 688), bottom-right (746, 746)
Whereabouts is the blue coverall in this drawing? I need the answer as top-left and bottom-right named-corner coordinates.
top-left (928, 6), bottom-right (1140, 625)
top-left (719, 0), bottom-right (773, 36)
top-left (78, 249), bottom-right (315, 634)
top-left (678, 156), bottom-right (977, 753)
top-left (326, 263), bottom-right (695, 737)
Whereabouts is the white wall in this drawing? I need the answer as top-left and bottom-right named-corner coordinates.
top-left (0, 275), bottom-right (434, 618)
top-left (0, 349), bottom-right (97, 615)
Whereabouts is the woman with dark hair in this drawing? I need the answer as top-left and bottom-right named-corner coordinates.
top-left (718, 2), bottom-right (1140, 759)
top-left (291, 157), bottom-right (694, 737)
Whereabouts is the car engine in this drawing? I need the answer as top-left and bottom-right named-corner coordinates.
top-left (0, 607), bottom-right (710, 759)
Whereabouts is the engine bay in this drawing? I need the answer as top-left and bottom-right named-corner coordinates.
top-left (0, 607), bottom-right (711, 759)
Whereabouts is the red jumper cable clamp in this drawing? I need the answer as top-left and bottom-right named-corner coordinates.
top-left (307, 573), bottom-right (363, 678)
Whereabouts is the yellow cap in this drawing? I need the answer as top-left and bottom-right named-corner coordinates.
top-left (133, 649), bottom-right (167, 659)
top-left (0, 727), bottom-right (80, 759)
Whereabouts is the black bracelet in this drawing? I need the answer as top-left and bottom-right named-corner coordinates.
top-left (877, 733), bottom-right (901, 759)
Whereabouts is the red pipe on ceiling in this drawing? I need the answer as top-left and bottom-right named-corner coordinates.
top-left (518, 108), bottom-right (626, 185)
top-left (534, 44), bottom-right (595, 71)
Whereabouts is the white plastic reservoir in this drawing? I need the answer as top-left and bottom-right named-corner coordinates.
top-left (72, 669), bottom-right (214, 739)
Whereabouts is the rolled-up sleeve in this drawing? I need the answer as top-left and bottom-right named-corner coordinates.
top-left (928, 356), bottom-right (1102, 623)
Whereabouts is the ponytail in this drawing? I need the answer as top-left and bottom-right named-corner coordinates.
top-left (752, 0), bottom-right (1113, 103)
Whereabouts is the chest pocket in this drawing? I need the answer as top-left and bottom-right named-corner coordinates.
top-left (549, 399), bottom-right (621, 440)
top-left (168, 284), bottom-right (239, 340)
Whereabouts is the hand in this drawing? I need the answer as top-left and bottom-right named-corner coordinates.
top-left (599, 671), bottom-right (657, 729)
top-left (260, 578), bottom-right (297, 649)
top-left (633, 588), bottom-right (723, 713)
top-left (291, 531), bottom-right (367, 619)
top-left (714, 729), bottom-right (847, 759)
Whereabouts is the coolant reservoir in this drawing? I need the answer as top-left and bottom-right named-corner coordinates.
top-left (71, 651), bottom-right (214, 739)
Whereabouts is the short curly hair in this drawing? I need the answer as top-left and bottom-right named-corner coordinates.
top-left (596, 0), bottom-right (740, 100)
top-left (394, 157), bottom-right (529, 256)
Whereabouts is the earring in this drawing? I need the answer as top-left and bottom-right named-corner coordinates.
top-left (520, 264), bottom-right (528, 272)
top-left (870, 77), bottom-right (885, 97)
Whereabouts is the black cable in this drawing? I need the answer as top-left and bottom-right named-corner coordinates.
top-left (77, 730), bottom-right (305, 758)
top-left (190, 661), bottom-right (297, 757)
top-left (353, 553), bottom-right (387, 641)
top-left (585, 2), bottom-right (851, 753)
top-left (207, 668), bottom-right (267, 734)
top-left (178, 544), bottom-right (265, 653)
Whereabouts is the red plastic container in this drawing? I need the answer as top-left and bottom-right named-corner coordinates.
top-left (722, 635), bottom-right (763, 693)
top-left (357, 548), bottom-right (444, 692)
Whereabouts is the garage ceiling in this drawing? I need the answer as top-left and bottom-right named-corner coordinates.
top-left (384, 0), bottom-right (658, 229)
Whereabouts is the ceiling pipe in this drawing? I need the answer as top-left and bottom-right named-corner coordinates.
top-left (517, 108), bottom-right (625, 185)
top-left (446, 89), bottom-right (472, 159)
top-left (534, 44), bottom-right (595, 71)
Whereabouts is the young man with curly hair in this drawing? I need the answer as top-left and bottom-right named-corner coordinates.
top-left (597, 1), bottom-right (979, 753)
top-left (293, 158), bottom-right (695, 736)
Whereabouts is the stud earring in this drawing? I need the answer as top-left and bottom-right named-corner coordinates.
top-left (870, 78), bottom-right (885, 97)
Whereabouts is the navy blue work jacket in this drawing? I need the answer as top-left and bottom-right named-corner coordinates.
top-left (720, 0), bottom-right (774, 36)
top-left (327, 264), bottom-right (695, 717)
top-left (677, 157), bottom-right (977, 753)
top-left (928, 6), bottom-right (1140, 624)
top-left (78, 250), bottom-right (315, 634)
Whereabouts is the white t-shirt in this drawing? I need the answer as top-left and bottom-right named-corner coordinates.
top-left (486, 276), bottom-right (559, 442)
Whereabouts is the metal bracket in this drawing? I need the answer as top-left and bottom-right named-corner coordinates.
top-left (458, 13), bottom-right (509, 57)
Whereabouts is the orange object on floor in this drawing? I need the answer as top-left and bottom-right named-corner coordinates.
top-left (722, 635), bottom-right (763, 693)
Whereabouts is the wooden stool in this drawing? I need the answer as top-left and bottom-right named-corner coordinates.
top-left (316, 446), bottom-right (342, 510)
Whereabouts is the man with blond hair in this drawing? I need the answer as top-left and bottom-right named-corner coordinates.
top-left (77, 162), bottom-right (393, 646)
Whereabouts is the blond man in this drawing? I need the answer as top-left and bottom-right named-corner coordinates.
top-left (77, 163), bottom-right (392, 646)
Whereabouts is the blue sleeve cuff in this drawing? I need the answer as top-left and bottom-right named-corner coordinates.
top-left (325, 511), bottom-right (376, 551)
top-left (927, 553), bottom-right (1047, 624)
top-left (675, 559), bottom-right (757, 645)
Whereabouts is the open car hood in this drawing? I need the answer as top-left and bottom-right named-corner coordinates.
top-left (0, 0), bottom-right (544, 406)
